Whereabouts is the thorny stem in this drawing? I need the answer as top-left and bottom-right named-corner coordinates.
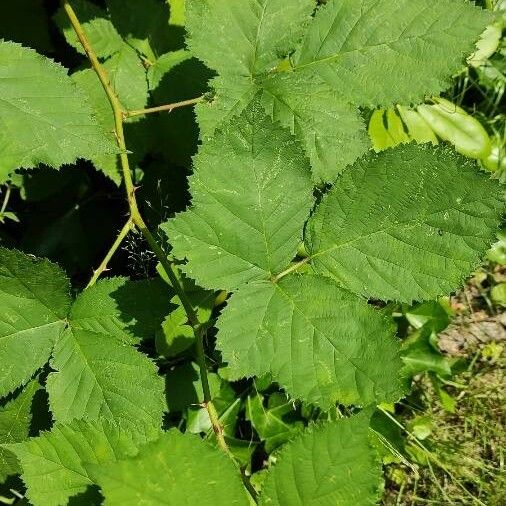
top-left (125, 96), bottom-right (205, 118)
top-left (62, 0), bottom-right (234, 463)
top-left (86, 217), bottom-right (134, 289)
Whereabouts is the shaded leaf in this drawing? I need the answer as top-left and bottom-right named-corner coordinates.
top-left (54, 0), bottom-right (123, 59)
top-left (0, 248), bottom-right (70, 397)
top-left (0, 381), bottom-right (40, 481)
top-left (70, 277), bottom-right (172, 345)
top-left (246, 393), bottom-right (302, 453)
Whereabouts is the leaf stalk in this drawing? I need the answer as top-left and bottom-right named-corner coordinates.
top-left (0, 185), bottom-right (12, 216)
top-left (125, 96), bottom-right (205, 118)
top-left (86, 216), bottom-right (134, 289)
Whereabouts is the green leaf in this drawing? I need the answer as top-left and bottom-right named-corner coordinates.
top-left (0, 381), bottom-right (40, 481)
top-left (188, 0), bottom-right (371, 181)
top-left (168, 0), bottom-right (186, 27)
top-left (92, 430), bottom-right (250, 505)
top-left (196, 75), bottom-right (259, 139)
top-left (261, 73), bottom-right (370, 183)
top-left (260, 413), bottom-right (382, 505)
top-left (217, 275), bottom-right (404, 406)
top-left (147, 50), bottom-right (193, 91)
top-left (106, 0), bottom-right (172, 60)
top-left (185, 0), bottom-right (490, 181)
top-left (417, 98), bottom-right (492, 160)
top-left (54, 0), bottom-right (123, 59)
top-left (404, 299), bottom-right (452, 333)
top-left (0, 42), bottom-right (116, 182)
top-left (71, 68), bottom-right (120, 183)
top-left (396, 106), bottom-right (439, 146)
top-left (307, 144), bottom-right (504, 303)
top-left (491, 282), bottom-right (506, 307)
top-left (246, 393), bottom-right (302, 453)
top-left (401, 327), bottom-right (452, 378)
top-left (165, 362), bottom-right (230, 423)
top-left (156, 280), bottom-right (214, 357)
top-left (70, 277), bottom-right (172, 345)
top-left (487, 230), bottom-right (506, 264)
top-left (293, 0), bottom-right (490, 107)
top-left (162, 103), bottom-right (313, 291)
top-left (156, 307), bottom-right (194, 357)
top-left (0, 248), bottom-right (70, 397)
top-left (186, 0), bottom-right (314, 77)
top-left (165, 362), bottom-right (212, 413)
top-left (46, 328), bottom-right (165, 428)
top-left (6, 419), bottom-right (153, 506)
top-left (104, 43), bottom-right (148, 112)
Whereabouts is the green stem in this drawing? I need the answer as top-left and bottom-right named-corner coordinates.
top-left (63, 0), bottom-right (232, 459)
top-left (125, 96), bottom-right (205, 118)
top-left (195, 327), bottom-right (212, 402)
top-left (0, 185), bottom-right (12, 216)
top-left (86, 217), bottom-right (134, 289)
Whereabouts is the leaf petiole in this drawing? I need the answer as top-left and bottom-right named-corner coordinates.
top-left (124, 95), bottom-right (205, 118)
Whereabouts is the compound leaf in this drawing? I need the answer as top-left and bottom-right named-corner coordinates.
top-left (261, 72), bottom-right (369, 182)
top-left (186, 0), bottom-right (314, 77)
top-left (46, 328), bottom-right (165, 428)
top-left (92, 430), bottom-right (250, 505)
top-left (260, 413), bottom-right (382, 505)
top-left (0, 248), bottom-right (70, 397)
top-left (187, 0), bottom-right (315, 142)
top-left (217, 275), bottom-right (403, 407)
top-left (196, 75), bottom-right (260, 139)
top-left (0, 42), bottom-right (116, 182)
top-left (162, 103), bottom-right (313, 291)
top-left (0, 380), bottom-right (40, 481)
top-left (294, 0), bottom-right (490, 107)
top-left (307, 144), bottom-right (504, 302)
top-left (6, 419), bottom-right (152, 506)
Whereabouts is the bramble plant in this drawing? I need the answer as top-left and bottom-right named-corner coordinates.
top-left (0, 0), bottom-right (504, 505)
